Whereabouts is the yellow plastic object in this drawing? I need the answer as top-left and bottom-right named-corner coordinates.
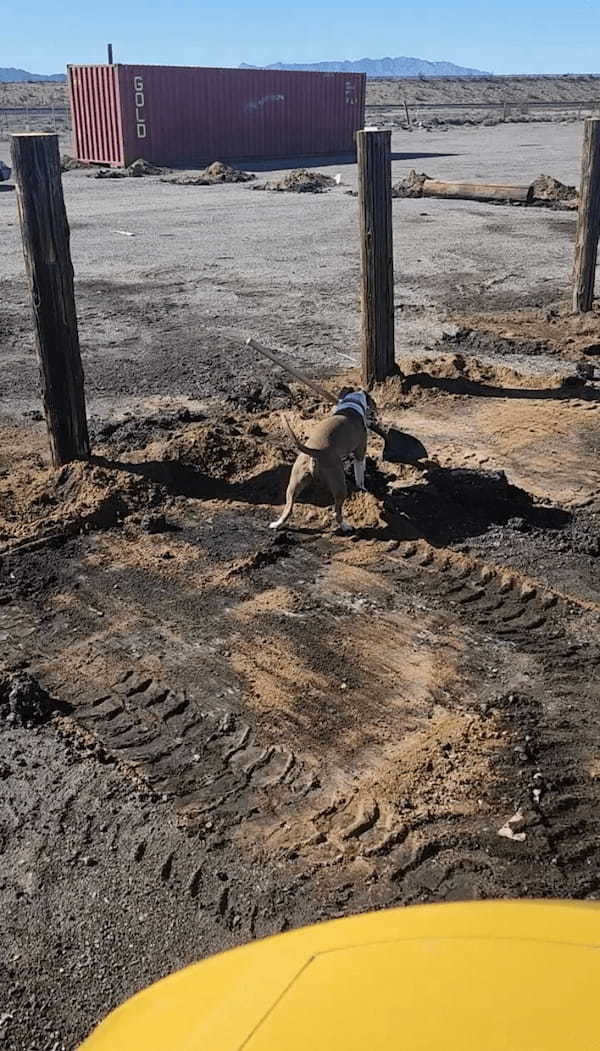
top-left (80, 900), bottom-right (600, 1050)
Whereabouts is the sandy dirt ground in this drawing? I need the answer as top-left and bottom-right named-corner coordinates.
top-left (1, 123), bottom-right (600, 1050)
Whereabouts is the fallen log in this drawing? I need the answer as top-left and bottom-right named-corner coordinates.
top-left (421, 178), bottom-right (533, 203)
top-left (392, 170), bottom-right (578, 208)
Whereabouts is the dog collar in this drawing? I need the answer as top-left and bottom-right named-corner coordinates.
top-left (333, 392), bottom-right (368, 423)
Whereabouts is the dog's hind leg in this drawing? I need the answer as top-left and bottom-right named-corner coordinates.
top-left (353, 433), bottom-right (368, 491)
top-left (333, 499), bottom-right (353, 533)
top-left (353, 456), bottom-right (366, 491)
top-left (269, 455), bottom-right (312, 530)
top-left (328, 461), bottom-right (352, 533)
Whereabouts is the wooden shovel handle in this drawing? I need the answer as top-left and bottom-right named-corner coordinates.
top-left (245, 338), bottom-right (338, 406)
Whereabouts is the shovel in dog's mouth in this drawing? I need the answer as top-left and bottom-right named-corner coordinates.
top-left (370, 423), bottom-right (428, 464)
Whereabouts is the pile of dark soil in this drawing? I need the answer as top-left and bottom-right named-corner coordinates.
top-left (93, 168), bottom-right (127, 179)
top-left (161, 161), bottom-right (255, 186)
top-left (439, 330), bottom-right (555, 362)
top-left (392, 170), bottom-right (430, 198)
top-left (226, 377), bottom-right (293, 412)
top-left (127, 158), bottom-right (164, 177)
top-left (254, 169), bottom-right (335, 193)
top-left (90, 408), bottom-right (206, 455)
top-left (0, 671), bottom-right (56, 727)
top-left (94, 158), bottom-right (164, 179)
top-left (532, 173), bottom-right (578, 207)
top-left (60, 154), bottom-right (88, 171)
top-left (569, 511), bottom-right (600, 556)
top-left (452, 303), bottom-right (600, 362)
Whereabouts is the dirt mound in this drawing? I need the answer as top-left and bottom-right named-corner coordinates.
top-left (452, 303), bottom-right (600, 362)
top-left (94, 158), bottom-right (164, 179)
top-left (0, 418), bottom-right (284, 549)
top-left (93, 167), bottom-right (128, 179)
top-left (203, 161), bottom-right (254, 183)
top-left (0, 460), bottom-right (159, 548)
top-left (391, 352), bottom-right (544, 397)
top-left (61, 154), bottom-right (88, 172)
top-left (161, 161), bottom-right (254, 186)
top-left (160, 421), bottom-right (271, 481)
top-left (0, 671), bottom-right (56, 727)
top-left (442, 328), bottom-right (555, 362)
top-left (346, 489), bottom-right (387, 531)
top-left (128, 158), bottom-right (163, 177)
top-left (255, 169), bottom-right (335, 193)
top-left (226, 377), bottom-right (293, 413)
top-left (532, 173), bottom-right (578, 206)
top-left (90, 408), bottom-right (206, 455)
top-left (392, 170), bottom-right (430, 198)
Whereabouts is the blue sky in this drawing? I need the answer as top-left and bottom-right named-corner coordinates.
top-left (5, 0), bottom-right (600, 75)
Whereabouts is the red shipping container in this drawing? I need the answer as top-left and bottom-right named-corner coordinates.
top-left (68, 64), bottom-right (366, 167)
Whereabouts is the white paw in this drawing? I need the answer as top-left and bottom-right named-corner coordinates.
top-left (269, 519), bottom-right (282, 530)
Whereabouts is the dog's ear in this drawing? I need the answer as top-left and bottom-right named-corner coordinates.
top-left (363, 391), bottom-right (378, 423)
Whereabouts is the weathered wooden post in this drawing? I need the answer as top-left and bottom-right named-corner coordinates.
top-left (11, 132), bottom-right (90, 466)
top-left (573, 117), bottom-right (600, 313)
top-left (357, 128), bottom-right (395, 387)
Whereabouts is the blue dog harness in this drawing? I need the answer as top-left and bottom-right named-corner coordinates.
top-left (332, 391), bottom-right (368, 424)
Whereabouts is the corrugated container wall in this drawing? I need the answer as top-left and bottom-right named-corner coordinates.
top-left (69, 65), bottom-right (124, 166)
top-left (68, 64), bottom-right (366, 167)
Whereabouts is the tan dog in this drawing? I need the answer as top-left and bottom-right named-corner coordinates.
top-left (270, 390), bottom-right (372, 532)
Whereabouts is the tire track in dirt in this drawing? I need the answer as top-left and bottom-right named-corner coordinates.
top-left (227, 534), bottom-right (600, 898)
top-left (357, 540), bottom-right (600, 897)
top-left (50, 532), bottom-right (600, 902)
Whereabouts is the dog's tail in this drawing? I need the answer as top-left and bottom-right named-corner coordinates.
top-left (282, 415), bottom-right (322, 461)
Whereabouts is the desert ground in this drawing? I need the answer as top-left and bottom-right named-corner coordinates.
top-left (1, 119), bottom-right (600, 1050)
top-left (5, 72), bottom-right (600, 109)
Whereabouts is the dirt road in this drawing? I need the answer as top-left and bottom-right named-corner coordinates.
top-left (1, 123), bottom-right (599, 1050)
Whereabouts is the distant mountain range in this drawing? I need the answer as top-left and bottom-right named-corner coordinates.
top-left (1, 56), bottom-right (487, 83)
top-left (240, 57), bottom-right (488, 77)
top-left (0, 67), bottom-right (65, 82)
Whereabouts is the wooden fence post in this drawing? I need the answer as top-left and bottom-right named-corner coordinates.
top-left (11, 132), bottom-right (90, 466)
top-left (573, 117), bottom-right (600, 313)
top-left (357, 128), bottom-right (396, 387)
